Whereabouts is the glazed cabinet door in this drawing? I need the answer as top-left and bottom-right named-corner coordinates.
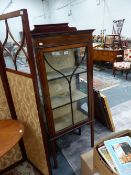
top-left (43, 47), bottom-right (89, 133)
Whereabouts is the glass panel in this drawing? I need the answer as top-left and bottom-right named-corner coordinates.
top-left (49, 74), bottom-right (87, 109)
top-left (78, 73), bottom-right (89, 120)
top-left (53, 104), bottom-right (72, 132)
top-left (44, 47), bottom-right (88, 132)
top-left (49, 78), bottom-right (70, 109)
top-left (73, 100), bottom-right (88, 124)
top-left (52, 98), bottom-right (88, 132)
top-left (0, 17), bottom-right (30, 73)
top-left (71, 72), bottom-right (88, 124)
top-left (44, 48), bottom-right (87, 81)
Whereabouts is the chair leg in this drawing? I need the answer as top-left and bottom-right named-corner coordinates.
top-left (126, 70), bottom-right (129, 80)
top-left (51, 140), bottom-right (58, 169)
top-left (78, 128), bottom-right (81, 135)
top-left (113, 68), bottom-right (116, 77)
top-left (121, 70), bottom-right (123, 75)
top-left (90, 123), bottom-right (94, 147)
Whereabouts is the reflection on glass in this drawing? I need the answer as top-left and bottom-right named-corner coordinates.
top-left (0, 16), bottom-right (30, 73)
top-left (44, 47), bottom-right (88, 132)
top-left (3, 48), bottom-right (30, 73)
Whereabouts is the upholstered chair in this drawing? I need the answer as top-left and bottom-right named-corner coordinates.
top-left (113, 49), bottom-right (131, 79)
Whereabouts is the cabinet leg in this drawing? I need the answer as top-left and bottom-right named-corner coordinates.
top-left (90, 123), bottom-right (94, 147)
top-left (51, 140), bottom-right (58, 169)
top-left (78, 128), bottom-right (81, 135)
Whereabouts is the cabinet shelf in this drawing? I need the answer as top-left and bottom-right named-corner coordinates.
top-left (47, 66), bottom-right (87, 81)
top-left (51, 89), bottom-right (87, 109)
top-left (54, 109), bottom-right (88, 132)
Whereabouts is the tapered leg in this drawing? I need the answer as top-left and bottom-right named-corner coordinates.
top-left (78, 128), bottom-right (81, 135)
top-left (126, 70), bottom-right (129, 80)
top-left (113, 68), bottom-right (116, 77)
top-left (90, 123), bottom-right (94, 147)
top-left (51, 140), bottom-right (58, 169)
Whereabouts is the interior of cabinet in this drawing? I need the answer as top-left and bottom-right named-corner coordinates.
top-left (44, 47), bottom-right (88, 132)
top-left (44, 49), bottom-right (87, 80)
top-left (49, 77), bottom-right (87, 109)
top-left (53, 102), bottom-right (88, 132)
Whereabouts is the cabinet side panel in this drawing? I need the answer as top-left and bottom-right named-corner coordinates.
top-left (7, 72), bottom-right (49, 175)
top-left (0, 77), bottom-right (22, 170)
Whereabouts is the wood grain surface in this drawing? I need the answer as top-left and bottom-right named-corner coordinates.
top-left (0, 119), bottom-right (24, 158)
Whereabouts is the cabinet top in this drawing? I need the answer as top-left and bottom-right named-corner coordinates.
top-left (31, 24), bottom-right (94, 51)
top-left (31, 23), bottom-right (77, 34)
top-left (31, 23), bottom-right (94, 35)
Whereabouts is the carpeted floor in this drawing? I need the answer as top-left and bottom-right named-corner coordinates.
top-left (111, 99), bottom-right (131, 130)
top-left (93, 76), bottom-right (119, 91)
top-left (58, 122), bottom-right (111, 175)
top-left (81, 70), bottom-right (120, 91)
top-left (58, 99), bottom-right (131, 175)
top-left (93, 70), bottom-right (120, 91)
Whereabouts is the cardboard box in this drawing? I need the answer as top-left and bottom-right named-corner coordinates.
top-left (81, 149), bottom-right (100, 175)
top-left (93, 130), bottom-right (131, 175)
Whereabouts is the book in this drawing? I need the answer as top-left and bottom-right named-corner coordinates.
top-left (98, 145), bottom-right (117, 174)
top-left (104, 136), bottom-right (131, 175)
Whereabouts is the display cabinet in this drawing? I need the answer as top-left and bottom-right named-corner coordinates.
top-left (31, 24), bottom-right (94, 168)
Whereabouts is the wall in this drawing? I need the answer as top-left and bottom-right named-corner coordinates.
top-left (0, 0), bottom-right (51, 41)
top-left (0, 0), bottom-right (50, 26)
top-left (0, 0), bottom-right (130, 37)
top-left (48, 0), bottom-right (131, 37)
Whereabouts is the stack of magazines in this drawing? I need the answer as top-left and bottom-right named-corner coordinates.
top-left (98, 136), bottom-right (131, 175)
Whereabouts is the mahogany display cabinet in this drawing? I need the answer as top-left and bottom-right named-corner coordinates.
top-left (31, 24), bottom-right (95, 168)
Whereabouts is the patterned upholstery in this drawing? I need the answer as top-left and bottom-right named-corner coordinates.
top-left (113, 48), bottom-right (131, 69)
top-left (124, 49), bottom-right (131, 61)
top-left (114, 62), bottom-right (131, 69)
top-left (113, 48), bottom-right (131, 79)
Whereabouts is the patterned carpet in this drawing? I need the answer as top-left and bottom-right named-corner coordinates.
top-left (80, 70), bottom-right (120, 91)
top-left (93, 69), bottom-right (120, 91)
top-left (3, 161), bottom-right (40, 175)
top-left (93, 76), bottom-right (119, 91)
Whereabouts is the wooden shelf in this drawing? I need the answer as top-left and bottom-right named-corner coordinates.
top-left (51, 89), bottom-right (87, 109)
top-left (54, 109), bottom-right (88, 132)
top-left (47, 66), bottom-right (87, 81)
